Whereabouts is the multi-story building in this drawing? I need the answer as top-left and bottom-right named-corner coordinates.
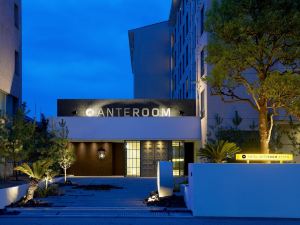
top-left (0, 0), bottom-right (22, 116)
top-left (131, 0), bottom-right (258, 146)
top-left (129, 22), bottom-right (171, 99)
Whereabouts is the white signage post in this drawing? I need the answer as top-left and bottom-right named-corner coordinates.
top-left (157, 161), bottom-right (173, 198)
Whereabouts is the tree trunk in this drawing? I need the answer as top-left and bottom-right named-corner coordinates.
top-left (64, 168), bottom-right (67, 183)
top-left (23, 179), bottom-right (38, 204)
top-left (259, 105), bottom-right (270, 154)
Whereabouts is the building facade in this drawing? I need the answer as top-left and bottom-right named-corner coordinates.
top-left (131, 0), bottom-right (258, 147)
top-left (129, 22), bottom-right (171, 99)
top-left (0, 0), bottom-right (22, 116)
top-left (53, 99), bottom-right (201, 177)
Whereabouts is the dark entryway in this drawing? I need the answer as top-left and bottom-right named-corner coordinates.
top-left (69, 142), bottom-right (125, 176)
top-left (184, 142), bottom-right (194, 176)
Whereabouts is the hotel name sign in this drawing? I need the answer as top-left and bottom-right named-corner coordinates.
top-left (236, 154), bottom-right (293, 163)
top-left (57, 99), bottom-right (196, 117)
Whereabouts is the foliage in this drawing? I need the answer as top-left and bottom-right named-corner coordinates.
top-left (15, 160), bottom-right (53, 181)
top-left (0, 116), bottom-right (9, 180)
top-left (14, 160), bottom-right (53, 203)
top-left (270, 117), bottom-right (300, 154)
top-left (35, 184), bottom-right (60, 198)
top-left (27, 114), bottom-right (57, 162)
top-left (205, 0), bottom-right (300, 153)
top-left (54, 119), bottom-right (76, 182)
top-left (3, 104), bottom-right (36, 180)
top-left (232, 111), bottom-right (243, 130)
top-left (200, 140), bottom-right (241, 163)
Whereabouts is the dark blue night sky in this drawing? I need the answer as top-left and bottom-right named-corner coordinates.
top-left (23, 0), bottom-right (171, 117)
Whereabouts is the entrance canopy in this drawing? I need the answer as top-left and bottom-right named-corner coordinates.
top-left (51, 117), bottom-right (201, 141)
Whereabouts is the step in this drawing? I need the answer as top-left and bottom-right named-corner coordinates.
top-left (5, 207), bottom-right (192, 218)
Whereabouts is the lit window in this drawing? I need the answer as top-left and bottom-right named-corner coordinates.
top-left (172, 141), bottom-right (185, 176)
top-left (126, 141), bottom-right (140, 177)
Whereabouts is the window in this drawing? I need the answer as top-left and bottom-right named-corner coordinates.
top-left (174, 74), bottom-right (177, 91)
top-left (200, 50), bottom-right (205, 76)
top-left (180, 62), bottom-right (182, 80)
top-left (186, 45), bottom-right (189, 66)
top-left (174, 51), bottom-right (177, 67)
top-left (200, 90), bottom-right (205, 118)
top-left (172, 141), bottom-right (185, 176)
top-left (200, 7), bottom-right (204, 35)
top-left (179, 36), bottom-right (182, 52)
top-left (14, 4), bottom-right (19, 29)
top-left (15, 51), bottom-right (20, 76)
top-left (185, 78), bottom-right (189, 98)
top-left (126, 141), bottom-right (140, 177)
top-left (183, 55), bottom-right (185, 74)
top-left (174, 28), bottom-right (177, 43)
top-left (186, 14), bottom-right (189, 34)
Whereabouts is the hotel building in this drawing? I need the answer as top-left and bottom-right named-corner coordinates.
top-left (54, 99), bottom-right (201, 177)
top-left (54, 0), bottom-right (298, 177)
top-left (0, 0), bottom-right (22, 116)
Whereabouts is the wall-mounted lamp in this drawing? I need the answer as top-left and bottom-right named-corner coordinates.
top-left (97, 148), bottom-right (106, 160)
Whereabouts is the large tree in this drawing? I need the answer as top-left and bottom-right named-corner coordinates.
top-left (205, 0), bottom-right (300, 153)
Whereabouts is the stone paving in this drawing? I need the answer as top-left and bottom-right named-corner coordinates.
top-left (1, 177), bottom-right (300, 225)
top-left (43, 177), bottom-right (157, 208)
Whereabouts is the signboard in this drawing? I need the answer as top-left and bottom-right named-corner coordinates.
top-left (57, 99), bottom-right (196, 117)
top-left (236, 154), bottom-right (293, 163)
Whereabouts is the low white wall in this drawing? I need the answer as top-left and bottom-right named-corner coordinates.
top-left (188, 163), bottom-right (300, 218)
top-left (0, 177), bottom-right (64, 209)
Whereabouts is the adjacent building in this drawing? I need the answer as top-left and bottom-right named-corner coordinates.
top-left (130, 0), bottom-right (258, 146)
top-left (129, 22), bottom-right (171, 99)
top-left (0, 0), bottom-right (22, 116)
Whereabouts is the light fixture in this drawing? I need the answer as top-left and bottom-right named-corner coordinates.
top-left (97, 148), bottom-right (106, 160)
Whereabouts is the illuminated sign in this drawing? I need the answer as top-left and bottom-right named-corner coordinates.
top-left (85, 107), bottom-right (171, 117)
top-left (236, 154), bottom-right (293, 163)
top-left (57, 99), bottom-right (196, 117)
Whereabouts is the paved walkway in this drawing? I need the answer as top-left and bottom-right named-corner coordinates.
top-left (43, 177), bottom-right (157, 208)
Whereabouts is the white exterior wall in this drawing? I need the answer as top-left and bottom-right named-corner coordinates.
top-left (187, 163), bottom-right (300, 218)
top-left (0, 177), bottom-right (63, 209)
top-left (50, 117), bottom-right (201, 141)
top-left (129, 22), bottom-right (171, 99)
top-left (0, 0), bottom-right (22, 100)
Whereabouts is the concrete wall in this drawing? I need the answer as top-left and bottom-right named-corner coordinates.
top-left (129, 22), bottom-right (171, 99)
top-left (0, 0), bottom-right (22, 100)
top-left (187, 163), bottom-right (300, 218)
top-left (0, 177), bottom-right (63, 209)
top-left (50, 117), bottom-right (201, 141)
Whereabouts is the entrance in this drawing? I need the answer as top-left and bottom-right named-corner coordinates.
top-left (69, 142), bottom-right (125, 176)
top-left (140, 141), bottom-right (170, 177)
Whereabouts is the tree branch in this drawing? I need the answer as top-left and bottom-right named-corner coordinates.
top-left (210, 88), bottom-right (258, 110)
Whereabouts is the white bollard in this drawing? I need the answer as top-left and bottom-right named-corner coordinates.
top-left (157, 161), bottom-right (173, 198)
